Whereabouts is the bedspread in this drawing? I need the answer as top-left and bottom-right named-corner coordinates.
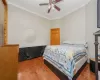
top-left (43, 45), bottom-right (77, 79)
top-left (43, 45), bottom-right (87, 79)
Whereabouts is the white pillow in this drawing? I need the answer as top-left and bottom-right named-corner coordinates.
top-left (62, 41), bottom-right (88, 48)
top-left (62, 41), bottom-right (73, 44)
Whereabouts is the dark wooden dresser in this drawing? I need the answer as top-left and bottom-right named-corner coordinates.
top-left (90, 58), bottom-right (100, 73)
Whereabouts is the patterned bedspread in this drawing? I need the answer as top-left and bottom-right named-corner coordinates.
top-left (43, 45), bottom-right (87, 80)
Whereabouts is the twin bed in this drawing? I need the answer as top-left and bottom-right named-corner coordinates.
top-left (43, 43), bottom-right (88, 80)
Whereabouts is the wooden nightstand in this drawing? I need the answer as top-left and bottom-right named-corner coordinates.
top-left (90, 58), bottom-right (100, 73)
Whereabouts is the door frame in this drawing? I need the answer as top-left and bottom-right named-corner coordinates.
top-left (2, 0), bottom-right (8, 45)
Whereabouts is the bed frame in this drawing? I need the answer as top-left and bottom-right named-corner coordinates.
top-left (44, 59), bottom-right (87, 80)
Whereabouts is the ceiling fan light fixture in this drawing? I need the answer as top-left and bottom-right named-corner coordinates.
top-left (48, 5), bottom-right (51, 9)
top-left (52, 6), bottom-right (55, 10)
top-left (52, 4), bottom-right (54, 7)
top-left (52, 4), bottom-right (55, 10)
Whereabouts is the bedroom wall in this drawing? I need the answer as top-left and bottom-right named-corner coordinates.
top-left (51, 7), bottom-right (86, 43)
top-left (8, 4), bottom-right (51, 48)
top-left (85, 0), bottom-right (100, 58)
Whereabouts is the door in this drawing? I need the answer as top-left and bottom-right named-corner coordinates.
top-left (50, 28), bottom-right (60, 45)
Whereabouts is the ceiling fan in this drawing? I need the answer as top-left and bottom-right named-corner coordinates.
top-left (39, 0), bottom-right (63, 13)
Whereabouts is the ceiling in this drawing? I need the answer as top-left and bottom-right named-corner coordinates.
top-left (7, 0), bottom-right (91, 20)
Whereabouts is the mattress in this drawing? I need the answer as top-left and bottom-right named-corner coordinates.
top-left (44, 55), bottom-right (87, 76)
top-left (74, 55), bottom-right (87, 74)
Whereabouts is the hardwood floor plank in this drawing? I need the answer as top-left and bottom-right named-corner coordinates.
top-left (77, 64), bottom-right (95, 80)
top-left (18, 57), bottom-right (95, 80)
top-left (18, 57), bottom-right (59, 80)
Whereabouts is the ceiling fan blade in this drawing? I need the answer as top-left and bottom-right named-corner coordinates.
top-left (55, 0), bottom-right (62, 3)
top-left (54, 5), bottom-right (60, 11)
top-left (48, 7), bottom-right (52, 13)
top-left (39, 3), bottom-right (49, 6)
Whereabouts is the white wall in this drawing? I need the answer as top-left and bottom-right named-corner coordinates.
top-left (85, 0), bottom-right (100, 58)
top-left (51, 7), bottom-right (86, 43)
top-left (7, 4), bottom-right (86, 48)
top-left (8, 4), bottom-right (50, 48)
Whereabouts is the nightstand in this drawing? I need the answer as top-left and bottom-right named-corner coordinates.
top-left (90, 58), bottom-right (100, 73)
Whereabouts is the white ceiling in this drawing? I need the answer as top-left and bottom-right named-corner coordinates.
top-left (7, 0), bottom-right (91, 20)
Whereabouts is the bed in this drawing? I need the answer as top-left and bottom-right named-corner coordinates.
top-left (43, 43), bottom-right (88, 80)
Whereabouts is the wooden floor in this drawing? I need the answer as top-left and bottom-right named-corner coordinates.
top-left (18, 57), bottom-right (95, 80)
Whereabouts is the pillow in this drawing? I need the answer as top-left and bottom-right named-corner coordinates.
top-left (62, 41), bottom-right (73, 45)
top-left (62, 41), bottom-right (88, 48)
